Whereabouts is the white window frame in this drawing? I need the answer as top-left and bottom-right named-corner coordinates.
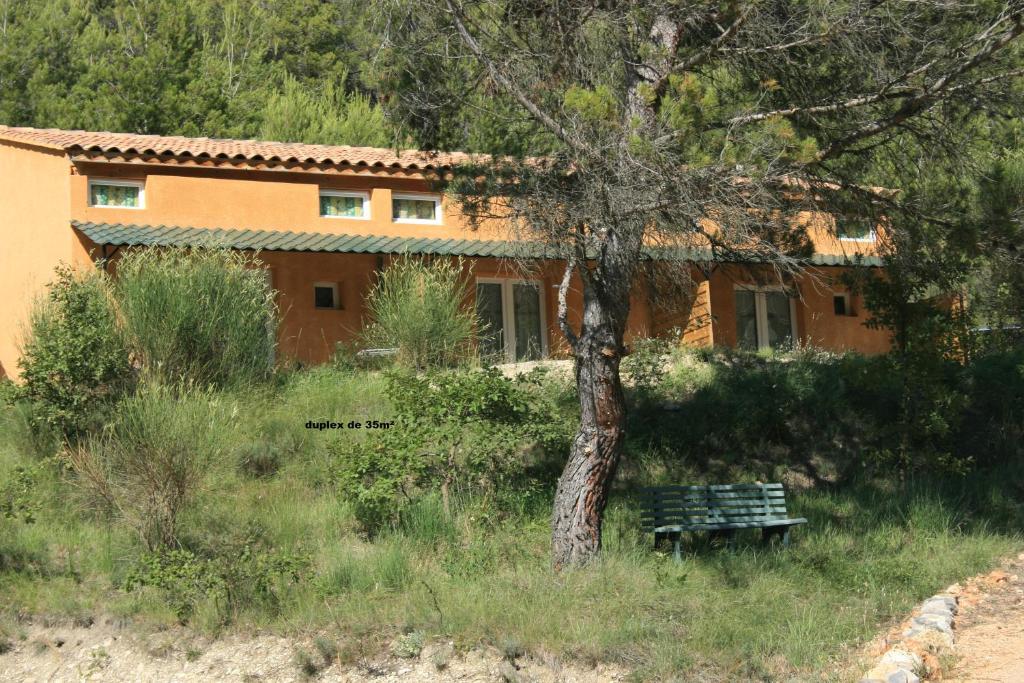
top-left (88, 178), bottom-right (145, 209)
top-left (836, 217), bottom-right (877, 242)
top-left (477, 277), bottom-right (549, 362)
top-left (392, 192), bottom-right (443, 225)
top-left (313, 281), bottom-right (340, 310)
top-left (319, 189), bottom-right (370, 220)
top-left (734, 284), bottom-right (799, 350)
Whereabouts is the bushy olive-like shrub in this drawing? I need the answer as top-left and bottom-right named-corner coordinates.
top-left (17, 265), bottom-right (131, 440)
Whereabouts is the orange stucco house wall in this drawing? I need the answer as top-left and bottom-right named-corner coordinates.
top-left (0, 126), bottom-right (892, 379)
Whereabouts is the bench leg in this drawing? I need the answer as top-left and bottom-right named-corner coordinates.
top-left (671, 532), bottom-right (682, 563)
top-left (782, 527), bottom-right (792, 548)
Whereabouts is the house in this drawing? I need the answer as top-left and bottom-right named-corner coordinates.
top-left (0, 126), bottom-right (891, 379)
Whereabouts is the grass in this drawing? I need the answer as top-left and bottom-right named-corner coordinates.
top-left (1, 356), bottom-right (1022, 681)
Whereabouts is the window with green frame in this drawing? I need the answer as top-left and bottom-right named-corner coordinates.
top-left (320, 191), bottom-right (368, 219)
top-left (89, 181), bottom-right (143, 208)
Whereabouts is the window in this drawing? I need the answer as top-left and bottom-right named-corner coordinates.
top-left (320, 190), bottom-right (369, 219)
top-left (836, 217), bottom-right (876, 241)
top-left (89, 179), bottom-right (144, 208)
top-left (314, 282), bottom-right (340, 310)
top-left (476, 279), bottom-right (546, 362)
top-left (392, 193), bottom-right (441, 224)
top-left (734, 287), bottom-right (797, 350)
top-left (833, 293), bottom-right (856, 316)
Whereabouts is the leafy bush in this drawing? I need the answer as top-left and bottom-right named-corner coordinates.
top-left (65, 383), bottom-right (234, 549)
top-left (361, 257), bottom-right (478, 369)
top-left (115, 247), bottom-right (277, 387)
top-left (331, 367), bottom-right (570, 532)
top-left (17, 265), bottom-right (131, 440)
top-left (123, 544), bottom-right (307, 623)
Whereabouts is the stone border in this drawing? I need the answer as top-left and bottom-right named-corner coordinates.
top-left (859, 593), bottom-right (958, 683)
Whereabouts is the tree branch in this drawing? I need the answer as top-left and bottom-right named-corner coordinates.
top-left (557, 254), bottom-right (580, 353)
top-left (444, 0), bottom-right (591, 158)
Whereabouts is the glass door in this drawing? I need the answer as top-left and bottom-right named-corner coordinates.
top-left (734, 287), bottom-right (796, 351)
top-left (476, 279), bottom-right (547, 362)
top-left (475, 282), bottom-right (506, 361)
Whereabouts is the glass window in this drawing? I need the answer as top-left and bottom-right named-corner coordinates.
top-left (735, 289), bottom-right (795, 350)
top-left (476, 279), bottom-right (546, 362)
top-left (320, 192), bottom-right (367, 218)
top-left (764, 292), bottom-right (793, 348)
top-left (89, 181), bottom-right (142, 208)
top-left (314, 284), bottom-right (338, 309)
top-left (735, 290), bottom-right (759, 350)
top-left (512, 283), bottom-right (543, 361)
top-left (392, 195), bottom-right (440, 222)
top-left (837, 217), bottom-right (875, 240)
top-left (476, 282), bottom-right (505, 360)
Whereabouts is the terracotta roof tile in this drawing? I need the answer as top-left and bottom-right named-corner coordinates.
top-left (0, 126), bottom-right (476, 170)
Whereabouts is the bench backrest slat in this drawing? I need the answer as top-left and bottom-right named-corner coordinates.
top-left (639, 483), bottom-right (792, 530)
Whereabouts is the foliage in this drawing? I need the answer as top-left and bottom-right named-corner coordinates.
top-left (0, 0), bottom-right (394, 145)
top-left (16, 265), bottom-right (131, 441)
top-left (65, 383), bottom-right (234, 549)
top-left (260, 73), bottom-right (391, 147)
top-left (115, 247), bottom-right (277, 388)
top-left (331, 367), bottom-right (569, 532)
top-left (0, 463), bottom-right (41, 524)
top-left (1, 359), bottom-right (1023, 679)
top-left (361, 257), bottom-right (479, 370)
top-left (629, 346), bottom-right (1024, 480)
top-left (123, 544), bottom-right (307, 623)
top-left (622, 336), bottom-right (672, 399)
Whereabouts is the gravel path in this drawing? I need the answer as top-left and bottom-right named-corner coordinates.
top-left (949, 553), bottom-right (1024, 683)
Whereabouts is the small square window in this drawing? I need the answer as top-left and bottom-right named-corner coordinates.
top-left (320, 191), bottom-right (369, 219)
top-left (831, 294), bottom-right (856, 315)
top-left (392, 194), bottom-right (441, 224)
top-left (314, 283), bottom-right (339, 310)
top-left (89, 180), bottom-right (144, 208)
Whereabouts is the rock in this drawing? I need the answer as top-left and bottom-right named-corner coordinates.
top-left (879, 648), bottom-right (923, 671)
top-left (862, 662), bottom-right (921, 683)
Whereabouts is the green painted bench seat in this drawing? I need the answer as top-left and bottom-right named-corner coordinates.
top-left (640, 483), bottom-right (807, 560)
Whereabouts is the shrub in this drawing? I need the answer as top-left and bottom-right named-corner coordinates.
top-left (115, 247), bottom-right (277, 387)
top-left (361, 257), bottom-right (478, 369)
top-left (17, 265), bottom-right (131, 440)
top-left (65, 383), bottom-right (233, 549)
top-left (331, 367), bottom-right (569, 532)
top-left (123, 544), bottom-right (307, 623)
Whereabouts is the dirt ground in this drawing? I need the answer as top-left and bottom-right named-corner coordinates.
top-left (947, 553), bottom-right (1024, 683)
top-left (0, 619), bottom-right (624, 683)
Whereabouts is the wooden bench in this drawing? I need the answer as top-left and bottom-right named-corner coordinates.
top-left (640, 483), bottom-right (807, 561)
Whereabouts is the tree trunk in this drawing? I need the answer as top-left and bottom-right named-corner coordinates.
top-left (551, 277), bottom-right (629, 569)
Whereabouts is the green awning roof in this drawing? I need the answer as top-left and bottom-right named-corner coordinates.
top-left (72, 221), bottom-right (883, 267)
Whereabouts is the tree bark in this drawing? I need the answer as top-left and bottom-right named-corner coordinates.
top-left (551, 272), bottom-right (630, 569)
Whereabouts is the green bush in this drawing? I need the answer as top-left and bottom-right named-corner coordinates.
top-left (331, 367), bottom-right (570, 533)
top-left (361, 257), bottom-right (478, 369)
top-left (123, 544), bottom-right (307, 623)
top-left (115, 247), bottom-right (277, 387)
top-left (17, 265), bottom-right (131, 440)
top-left (66, 383), bottom-right (234, 549)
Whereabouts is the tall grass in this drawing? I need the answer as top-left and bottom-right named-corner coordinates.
top-left (361, 257), bottom-right (478, 369)
top-left (115, 247), bottom-right (277, 387)
top-left (66, 383), bottom-right (236, 549)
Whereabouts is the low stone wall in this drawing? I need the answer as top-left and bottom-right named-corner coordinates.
top-left (859, 593), bottom-right (958, 683)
